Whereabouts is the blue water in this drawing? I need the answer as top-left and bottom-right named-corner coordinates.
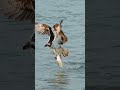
top-left (35, 0), bottom-right (85, 90)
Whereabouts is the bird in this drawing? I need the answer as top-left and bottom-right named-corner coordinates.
top-left (5, 0), bottom-right (34, 22)
top-left (4, 0), bottom-right (35, 50)
top-left (35, 20), bottom-right (69, 67)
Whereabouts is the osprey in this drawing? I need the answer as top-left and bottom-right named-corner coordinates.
top-left (35, 20), bottom-right (69, 67)
top-left (5, 0), bottom-right (35, 50)
top-left (5, 0), bottom-right (34, 21)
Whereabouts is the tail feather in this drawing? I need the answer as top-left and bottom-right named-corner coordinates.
top-left (53, 47), bottom-right (69, 57)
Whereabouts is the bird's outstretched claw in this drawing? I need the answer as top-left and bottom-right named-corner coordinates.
top-left (44, 43), bottom-right (52, 47)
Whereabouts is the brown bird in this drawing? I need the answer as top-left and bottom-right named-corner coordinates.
top-left (35, 20), bottom-right (69, 67)
top-left (5, 0), bottom-right (34, 22)
top-left (5, 0), bottom-right (35, 50)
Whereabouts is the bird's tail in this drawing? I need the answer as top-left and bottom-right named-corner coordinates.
top-left (52, 47), bottom-right (69, 57)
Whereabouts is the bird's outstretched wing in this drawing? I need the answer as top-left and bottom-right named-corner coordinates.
top-left (5, 0), bottom-right (34, 21)
top-left (53, 20), bottom-right (68, 44)
top-left (35, 23), bottom-right (51, 35)
top-left (60, 19), bottom-right (63, 27)
top-left (35, 23), bottom-right (55, 47)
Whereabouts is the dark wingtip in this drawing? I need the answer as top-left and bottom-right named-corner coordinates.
top-left (23, 42), bottom-right (35, 50)
top-left (60, 19), bottom-right (64, 25)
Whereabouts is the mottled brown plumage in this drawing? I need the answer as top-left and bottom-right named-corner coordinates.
top-left (35, 24), bottom-right (51, 35)
top-left (35, 23), bottom-right (55, 47)
top-left (4, 0), bottom-right (35, 50)
top-left (35, 21), bottom-right (69, 67)
top-left (59, 30), bottom-right (68, 43)
top-left (5, 0), bottom-right (34, 22)
top-left (53, 23), bottom-right (68, 44)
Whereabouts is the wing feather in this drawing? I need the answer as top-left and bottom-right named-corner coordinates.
top-left (35, 23), bottom-right (51, 36)
top-left (35, 23), bottom-right (55, 46)
top-left (5, 0), bottom-right (34, 22)
top-left (53, 20), bottom-right (68, 44)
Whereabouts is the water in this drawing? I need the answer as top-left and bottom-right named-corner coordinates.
top-left (0, 15), bottom-right (34, 89)
top-left (35, 0), bottom-right (85, 90)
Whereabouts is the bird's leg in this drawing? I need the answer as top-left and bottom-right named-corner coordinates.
top-left (44, 42), bottom-right (52, 47)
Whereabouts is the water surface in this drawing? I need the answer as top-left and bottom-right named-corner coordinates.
top-left (35, 0), bottom-right (85, 90)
